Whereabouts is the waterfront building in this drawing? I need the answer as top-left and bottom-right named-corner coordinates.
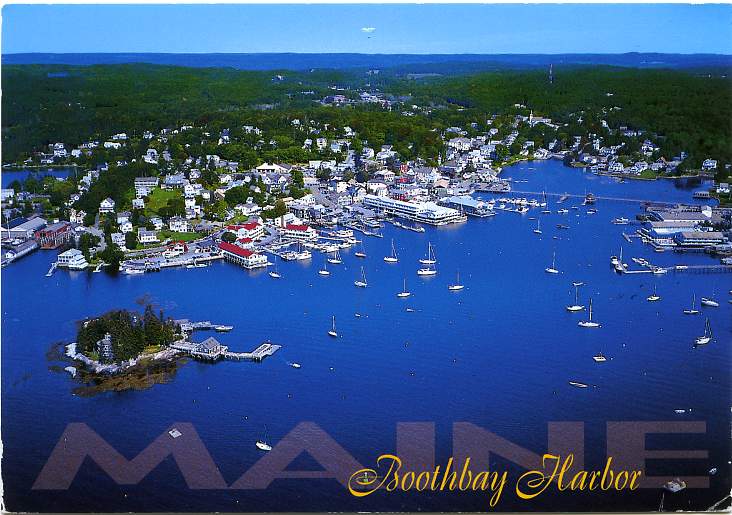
top-left (225, 222), bottom-right (264, 240)
top-left (219, 242), bottom-right (269, 269)
top-left (2, 217), bottom-right (47, 240)
top-left (56, 248), bottom-right (89, 270)
top-left (34, 221), bottom-right (72, 249)
top-left (363, 194), bottom-right (463, 225)
top-left (674, 231), bottom-right (727, 248)
top-left (281, 224), bottom-right (318, 241)
top-left (192, 337), bottom-right (227, 360)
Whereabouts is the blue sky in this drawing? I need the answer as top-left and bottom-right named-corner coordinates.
top-left (3, 4), bottom-right (731, 54)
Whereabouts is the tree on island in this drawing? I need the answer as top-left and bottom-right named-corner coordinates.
top-left (77, 305), bottom-right (178, 363)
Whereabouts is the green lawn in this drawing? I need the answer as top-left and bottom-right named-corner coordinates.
top-left (160, 230), bottom-right (204, 242)
top-left (144, 188), bottom-right (182, 216)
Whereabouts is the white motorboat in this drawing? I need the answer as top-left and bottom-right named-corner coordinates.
top-left (354, 267), bottom-right (368, 288)
top-left (694, 318), bottom-right (712, 346)
top-left (419, 242), bottom-right (437, 265)
top-left (289, 362), bottom-right (302, 369)
top-left (448, 271), bottom-right (464, 291)
top-left (578, 299), bottom-right (601, 328)
top-left (397, 278), bottom-right (411, 298)
top-left (569, 381), bottom-right (589, 388)
top-left (664, 478), bottom-right (686, 493)
top-left (122, 267), bottom-right (145, 275)
top-left (328, 316), bottom-right (338, 337)
top-left (383, 239), bottom-right (398, 263)
top-left (700, 297), bottom-right (719, 307)
top-left (417, 265), bottom-right (437, 276)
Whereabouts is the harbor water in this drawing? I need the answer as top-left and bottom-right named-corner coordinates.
top-left (2, 160), bottom-right (730, 512)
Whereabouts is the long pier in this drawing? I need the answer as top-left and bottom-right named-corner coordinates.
top-left (508, 190), bottom-right (679, 206)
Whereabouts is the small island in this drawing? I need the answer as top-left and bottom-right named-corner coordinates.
top-left (60, 304), bottom-right (280, 396)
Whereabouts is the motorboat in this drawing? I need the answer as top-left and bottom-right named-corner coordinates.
top-left (700, 297), bottom-right (719, 307)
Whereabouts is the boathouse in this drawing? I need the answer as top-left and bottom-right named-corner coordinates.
top-left (219, 242), bottom-right (269, 269)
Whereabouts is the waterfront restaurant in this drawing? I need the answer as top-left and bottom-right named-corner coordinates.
top-left (363, 194), bottom-right (463, 225)
top-left (56, 248), bottom-right (89, 270)
top-left (218, 241), bottom-right (269, 269)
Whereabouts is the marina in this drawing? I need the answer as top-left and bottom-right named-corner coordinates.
top-left (3, 159), bottom-right (730, 513)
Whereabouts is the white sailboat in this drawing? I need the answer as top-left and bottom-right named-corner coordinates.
top-left (533, 219), bottom-right (542, 235)
top-left (566, 283), bottom-right (585, 312)
top-left (354, 267), bottom-right (368, 288)
top-left (256, 426), bottom-right (272, 452)
top-left (397, 278), bottom-right (411, 298)
top-left (318, 260), bottom-right (330, 276)
top-left (354, 242), bottom-right (366, 258)
top-left (545, 252), bottom-right (559, 274)
top-left (578, 299), bottom-right (601, 328)
top-left (327, 248), bottom-right (342, 264)
top-left (683, 294), bottom-right (699, 315)
top-left (694, 318), bottom-right (712, 346)
top-left (328, 316), bottom-right (338, 337)
top-left (268, 264), bottom-right (281, 279)
top-left (383, 239), bottom-right (398, 263)
top-left (647, 284), bottom-right (661, 302)
top-left (419, 242), bottom-right (437, 265)
top-left (448, 270), bottom-right (464, 291)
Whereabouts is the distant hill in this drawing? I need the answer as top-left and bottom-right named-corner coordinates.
top-left (4, 52), bottom-right (732, 73)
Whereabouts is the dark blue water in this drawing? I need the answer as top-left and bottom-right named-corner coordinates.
top-left (2, 161), bottom-right (730, 512)
top-left (1, 167), bottom-right (74, 188)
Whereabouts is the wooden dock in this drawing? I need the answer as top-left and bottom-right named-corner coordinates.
top-left (224, 342), bottom-right (281, 361)
top-left (171, 339), bottom-right (281, 362)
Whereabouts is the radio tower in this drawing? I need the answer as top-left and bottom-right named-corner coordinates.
top-left (549, 64), bottom-right (554, 84)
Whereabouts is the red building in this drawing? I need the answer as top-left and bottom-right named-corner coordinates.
top-left (35, 222), bottom-right (73, 249)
